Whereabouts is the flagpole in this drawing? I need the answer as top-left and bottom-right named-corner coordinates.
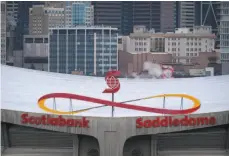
top-left (112, 93), bottom-right (114, 117)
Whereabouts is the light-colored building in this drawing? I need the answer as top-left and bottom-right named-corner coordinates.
top-left (29, 5), bottom-right (65, 35)
top-left (23, 34), bottom-right (49, 71)
top-left (178, 1), bottom-right (195, 28)
top-left (121, 26), bottom-right (165, 54)
top-left (120, 26), bottom-right (216, 65)
top-left (49, 26), bottom-right (118, 75)
top-left (1, 1), bottom-right (7, 64)
top-left (44, 1), bottom-right (94, 27)
top-left (165, 26), bottom-right (215, 64)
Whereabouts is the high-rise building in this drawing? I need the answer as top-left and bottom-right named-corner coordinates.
top-left (177, 1), bottom-right (195, 28)
top-left (71, 2), bottom-right (94, 26)
top-left (29, 5), bottom-right (65, 35)
top-left (220, 2), bottom-right (229, 64)
top-left (121, 1), bottom-right (133, 35)
top-left (195, 1), bottom-right (221, 48)
top-left (93, 1), bottom-right (122, 34)
top-left (6, 1), bottom-right (19, 64)
top-left (49, 26), bottom-right (118, 75)
top-left (6, 1), bottom-right (18, 23)
top-left (160, 1), bottom-right (176, 32)
top-left (1, 1), bottom-right (6, 64)
top-left (14, 1), bottom-right (44, 50)
top-left (93, 2), bottom-right (175, 35)
top-left (133, 2), bottom-right (161, 32)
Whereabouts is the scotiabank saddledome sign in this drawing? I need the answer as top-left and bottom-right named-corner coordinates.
top-left (136, 116), bottom-right (216, 128)
top-left (21, 71), bottom-right (216, 128)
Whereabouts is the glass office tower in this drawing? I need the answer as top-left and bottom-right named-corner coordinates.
top-left (71, 2), bottom-right (94, 26)
top-left (49, 26), bottom-right (118, 76)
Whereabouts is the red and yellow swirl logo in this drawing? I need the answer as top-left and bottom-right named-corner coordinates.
top-left (38, 70), bottom-right (201, 115)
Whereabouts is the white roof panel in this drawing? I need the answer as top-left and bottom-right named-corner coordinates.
top-left (1, 65), bottom-right (229, 117)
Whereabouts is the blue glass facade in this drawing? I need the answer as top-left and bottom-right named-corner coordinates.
top-left (72, 3), bottom-right (86, 26)
top-left (49, 27), bottom-right (118, 76)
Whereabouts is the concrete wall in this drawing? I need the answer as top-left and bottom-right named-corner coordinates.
top-left (1, 109), bottom-right (229, 156)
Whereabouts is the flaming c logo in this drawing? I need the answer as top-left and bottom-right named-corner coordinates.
top-left (38, 70), bottom-right (201, 115)
top-left (103, 71), bottom-right (121, 93)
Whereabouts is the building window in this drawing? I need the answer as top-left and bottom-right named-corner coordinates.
top-left (186, 53), bottom-right (189, 56)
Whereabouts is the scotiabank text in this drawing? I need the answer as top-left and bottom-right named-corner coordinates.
top-left (21, 113), bottom-right (89, 128)
top-left (136, 116), bottom-right (216, 128)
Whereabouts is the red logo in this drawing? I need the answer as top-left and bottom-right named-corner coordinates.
top-left (103, 71), bottom-right (121, 93)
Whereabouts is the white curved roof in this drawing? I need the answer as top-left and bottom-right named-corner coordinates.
top-left (1, 65), bottom-right (229, 117)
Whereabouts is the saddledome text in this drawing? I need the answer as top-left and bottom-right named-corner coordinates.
top-left (136, 116), bottom-right (216, 128)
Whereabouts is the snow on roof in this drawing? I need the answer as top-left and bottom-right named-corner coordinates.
top-left (1, 65), bottom-right (229, 117)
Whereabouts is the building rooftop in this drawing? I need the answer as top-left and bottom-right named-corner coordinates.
top-left (49, 25), bottom-right (118, 30)
top-left (2, 65), bottom-right (229, 117)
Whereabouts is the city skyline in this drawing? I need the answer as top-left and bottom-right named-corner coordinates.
top-left (1, 1), bottom-right (229, 76)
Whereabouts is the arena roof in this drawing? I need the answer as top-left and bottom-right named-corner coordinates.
top-left (1, 65), bottom-right (229, 117)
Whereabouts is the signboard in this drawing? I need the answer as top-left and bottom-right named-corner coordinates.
top-left (21, 113), bottom-right (89, 128)
top-left (136, 116), bottom-right (216, 128)
top-left (20, 70), bottom-right (216, 128)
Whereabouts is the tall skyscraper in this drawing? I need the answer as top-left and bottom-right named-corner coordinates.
top-left (132, 2), bottom-right (161, 32)
top-left (121, 1), bottom-right (133, 35)
top-left (93, 1), bottom-right (122, 34)
top-left (177, 1), bottom-right (195, 28)
top-left (195, 1), bottom-right (221, 48)
top-left (220, 2), bottom-right (229, 64)
top-left (14, 1), bottom-right (44, 50)
top-left (71, 2), bottom-right (94, 26)
top-left (1, 1), bottom-right (6, 64)
top-left (6, 1), bottom-right (19, 63)
top-left (6, 1), bottom-right (18, 23)
top-left (160, 1), bottom-right (176, 32)
top-left (93, 2), bottom-right (175, 35)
